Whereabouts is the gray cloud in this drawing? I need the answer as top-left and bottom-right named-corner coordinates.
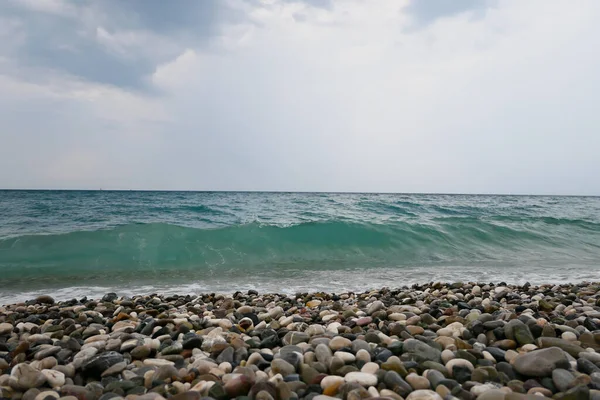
top-left (1, 0), bottom-right (599, 195)
top-left (0, 0), bottom-right (236, 89)
top-left (405, 0), bottom-right (493, 26)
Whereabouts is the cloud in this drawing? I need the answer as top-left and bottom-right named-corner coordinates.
top-left (1, 0), bottom-right (599, 194)
top-left (405, 0), bottom-right (493, 27)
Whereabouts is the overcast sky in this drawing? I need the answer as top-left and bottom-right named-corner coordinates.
top-left (1, 0), bottom-right (599, 194)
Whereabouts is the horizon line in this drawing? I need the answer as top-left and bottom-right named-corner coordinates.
top-left (0, 188), bottom-right (599, 197)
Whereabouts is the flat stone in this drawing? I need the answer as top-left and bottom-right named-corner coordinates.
top-left (81, 351), bottom-right (124, 376)
top-left (101, 361), bottom-right (128, 377)
top-left (403, 339), bottom-right (442, 363)
top-left (9, 363), bottom-right (46, 391)
top-left (384, 371), bottom-right (413, 396)
top-left (367, 301), bottom-right (385, 315)
top-left (0, 322), bottom-right (13, 335)
top-left (329, 336), bottom-right (352, 351)
top-left (272, 359), bottom-right (296, 376)
top-left (60, 385), bottom-right (95, 400)
top-left (552, 369), bottom-right (575, 393)
top-left (143, 358), bottom-right (175, 367)
top-left (131, 345), bottom-right (152, 359)
top-left (476, 389), bottom-right (508, 400)
top-left (344, 372), bottom-right (378, 387)
top-left (36, 295), bottom-right (55, 305)
top-left (406, 373), bottom-right (432, 390)
top-left (283, 331), bottom-right (310, 345)
top-left (513, 347), bottom-right (570, 377)
top-left (446, 358), bottom-right (474, 377)
top-left (536, 337), bottom-right (585, 357)
top-left (406, 389), bottom-right (443, 400)
top-left (40, 370), bottom-right (65, 388)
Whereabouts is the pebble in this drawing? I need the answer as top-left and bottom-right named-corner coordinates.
top-left (0, 322), bottom-right (13, 335)
top-left (329, 336), bottom-right (352, 350)
top-left (512, 347), bottom-right (569, 376)
top-left (40, 370), bottom-right (65, 389)
top-left (406, 373), bottom-right (432, 390)
top-left (445, 358), bottom-right (474, 376)
top-left (344, 371), bottom-right (378, 386)
top-left (406, 389), bottom-right (443, 400)
top-left (0, 282), bottom-right (600, 400)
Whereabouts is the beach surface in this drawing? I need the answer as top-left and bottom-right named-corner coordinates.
top-left (2, 282), bottom-right (600, 400)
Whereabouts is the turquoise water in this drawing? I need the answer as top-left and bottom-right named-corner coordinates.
top-left (1, 191), bottom-right (600, 302)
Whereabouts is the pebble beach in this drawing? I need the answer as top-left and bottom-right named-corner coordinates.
top-left (2, 282), bottom-right (600, 400)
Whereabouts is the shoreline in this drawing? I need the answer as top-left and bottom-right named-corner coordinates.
top-left (3, 268), bottom-right (599, 306)
top-left (1, 282), bottom-right (600, 400)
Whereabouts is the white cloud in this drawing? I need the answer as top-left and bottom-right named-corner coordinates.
top-left (139, 0), bottom-right (600, 193)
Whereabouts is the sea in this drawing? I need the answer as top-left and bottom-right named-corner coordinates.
top-left (1, 191), bottom-right (600, 304)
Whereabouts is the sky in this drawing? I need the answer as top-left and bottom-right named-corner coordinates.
top-left (1, 0), bottom-right (599, 195)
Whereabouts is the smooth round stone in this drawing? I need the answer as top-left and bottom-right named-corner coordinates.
top-left (470, 383), bottom-right (498, 396)
top-left (367, 301), bottom-right (385, 315)
top-left (143, 358), bottom-right (175, 367)
top-left (435, 337), bottom-right (456, 350)
top-left (562, 332), bottom-right (577, 341)
top-left (482, 351), bottom-right (496, 363)
top-left (329, 356), bottom-right (345, 374)
top-left (552, 368), bottom-right (575, 392)
top-left (131, 345), bottom-right (152, 359)
top-left (0, 323), bottom-right (13, 335)
top-left (283, 331), bottom-right (310, 345)
top-left (306, 325), bottom-right (326, 336)
top-left (161, 342), bottom-right (183, 355)
top-left (247, 352), bottom-right (267, 366)
top-left (334, 351), bottom-right (356, 363)
top-left (580, 352), bottom-right (600, 363)
top-left (441, 349), bottom-right (455, 364)
top-left (389, 313), bottom-right (407, 321)
top-left (437, 322), bottom-right (464, 338)
top-left (237, 305), bottom-right (253, 314)
top-left (306, 300), bottom-right (322, 308)
top-left (268, 307), bottom-right (284, 319)
top-left (406, 373), bottom-right (431, 390)
top-left (40, 370), bottom-right (65, 389)
top-left (360, 362), bottom-right (379, 374)
top-left (81, 351), bottom-right (124, 376)
top-left (406, 389), bottom-right (443, 400)
top-left (528, 387), bottom-right (553, 397)
top-left (403, 339), bottom-right (442, 363)
top-left (355, 349), bottom-right (371, 363)
top-left (36, 295), bottom-right (55, 305)
top-left (34, 391), bottom-right (60, 400)
top-left (315, 344), bottom-right (333, 364)
top-left (101, 361), bottom-right (127, 377)
top-left (504, 350), bottom-right (518, 363)
top-left (320, 375), bottom-right (344, 390)
top-left (475, 389), bottom-right (507, 400)
top-left (407, 326), bottom-right (425, 336)
top-left (380, 389), bottom-right (404, 399)
top-left (344, 372), bottom-right (378, 387)
top-left (271, 359), bottom-right (295, 377)
top-left (10, 363), bottom-right (46, 390)
top-left (512, 347), bottom-right (569, 377)
top-left (329, 336), bottom-right (352, 351)
top-left (355, 317), bottom-right (372, 327)
top-left (445, 359), bottom-right (474, 376)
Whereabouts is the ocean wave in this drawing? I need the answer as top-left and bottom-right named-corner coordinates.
top-left (1, 216), bottom-right (599, 288)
